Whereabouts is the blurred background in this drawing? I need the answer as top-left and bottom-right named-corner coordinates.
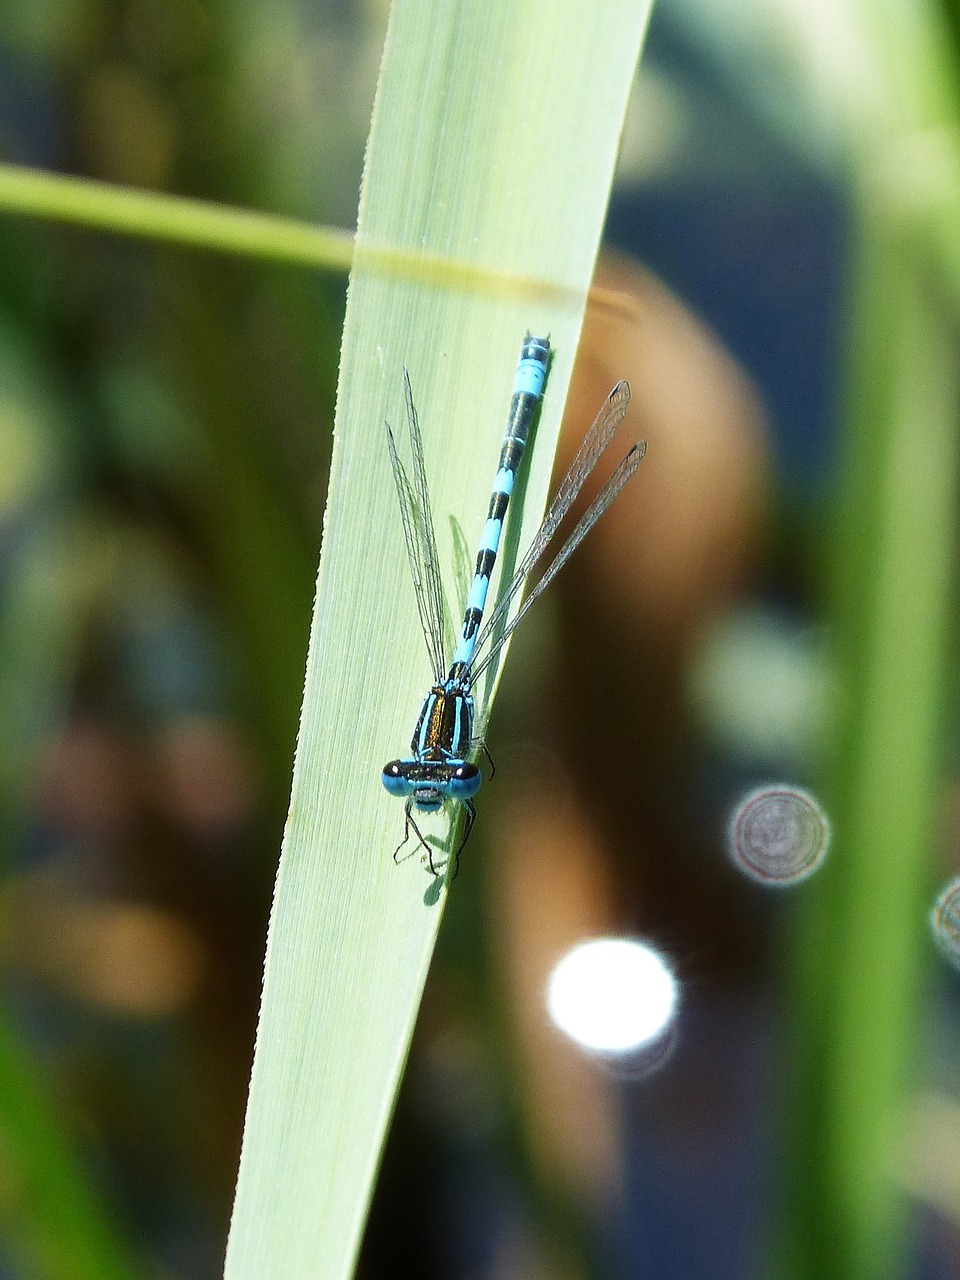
top-left (1, 0), bottom-right (959, 1277)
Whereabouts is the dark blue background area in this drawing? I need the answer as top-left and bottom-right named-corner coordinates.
top-left (606, 12), bottom-right (850, 496)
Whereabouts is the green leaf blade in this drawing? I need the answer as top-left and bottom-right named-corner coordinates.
top-left (226, 1), bottom-right (653, 1277)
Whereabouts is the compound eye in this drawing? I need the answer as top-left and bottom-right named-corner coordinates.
top-left (449, 762), bottom-right (482, 799)
top-left (382, 761), bottom-right (412, 796)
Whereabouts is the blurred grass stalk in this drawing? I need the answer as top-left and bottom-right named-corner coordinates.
top-left (781, 181), bottom-right (959, 1280)
top-left (0, 162), bottom-right (357, 271)
top-left (776, 0), bottom-right (960, 1276)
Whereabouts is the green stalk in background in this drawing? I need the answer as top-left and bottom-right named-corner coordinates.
top-left (781, 204), bottom-right (958, 1280)
top-left (0, 162), bottom-right (356, 273)
top-left (224, 1), bottom-right (653, 1276)
top-left (757, 0), bottom-right (960, 1275)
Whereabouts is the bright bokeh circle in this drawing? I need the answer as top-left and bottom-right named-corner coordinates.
top-left (727, 784), bottom-right (830, 886)
top-left (546, 937), bottom-right (678, 1054)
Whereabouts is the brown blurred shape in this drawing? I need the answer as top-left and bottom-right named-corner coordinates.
top-left (5, 874), bottom-right (206, 1017)
top-left (568, 253), bottom-right (769, 648)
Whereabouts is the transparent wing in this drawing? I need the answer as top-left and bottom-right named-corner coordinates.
top-left (468, 439), bottom-right (644, 684)
top-left (466, 380), bottom-right (634, 678)
top-left (384, 369), bottom-right (448, 681)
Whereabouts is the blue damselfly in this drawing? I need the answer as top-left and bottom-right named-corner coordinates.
top-left (382, 333), bottom-right (644, 874)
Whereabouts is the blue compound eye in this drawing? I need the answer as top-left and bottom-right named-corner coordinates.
top-left (448, 762), bottom-right (482, 799)
top-left (382, 761), bottom-right (413, 796)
